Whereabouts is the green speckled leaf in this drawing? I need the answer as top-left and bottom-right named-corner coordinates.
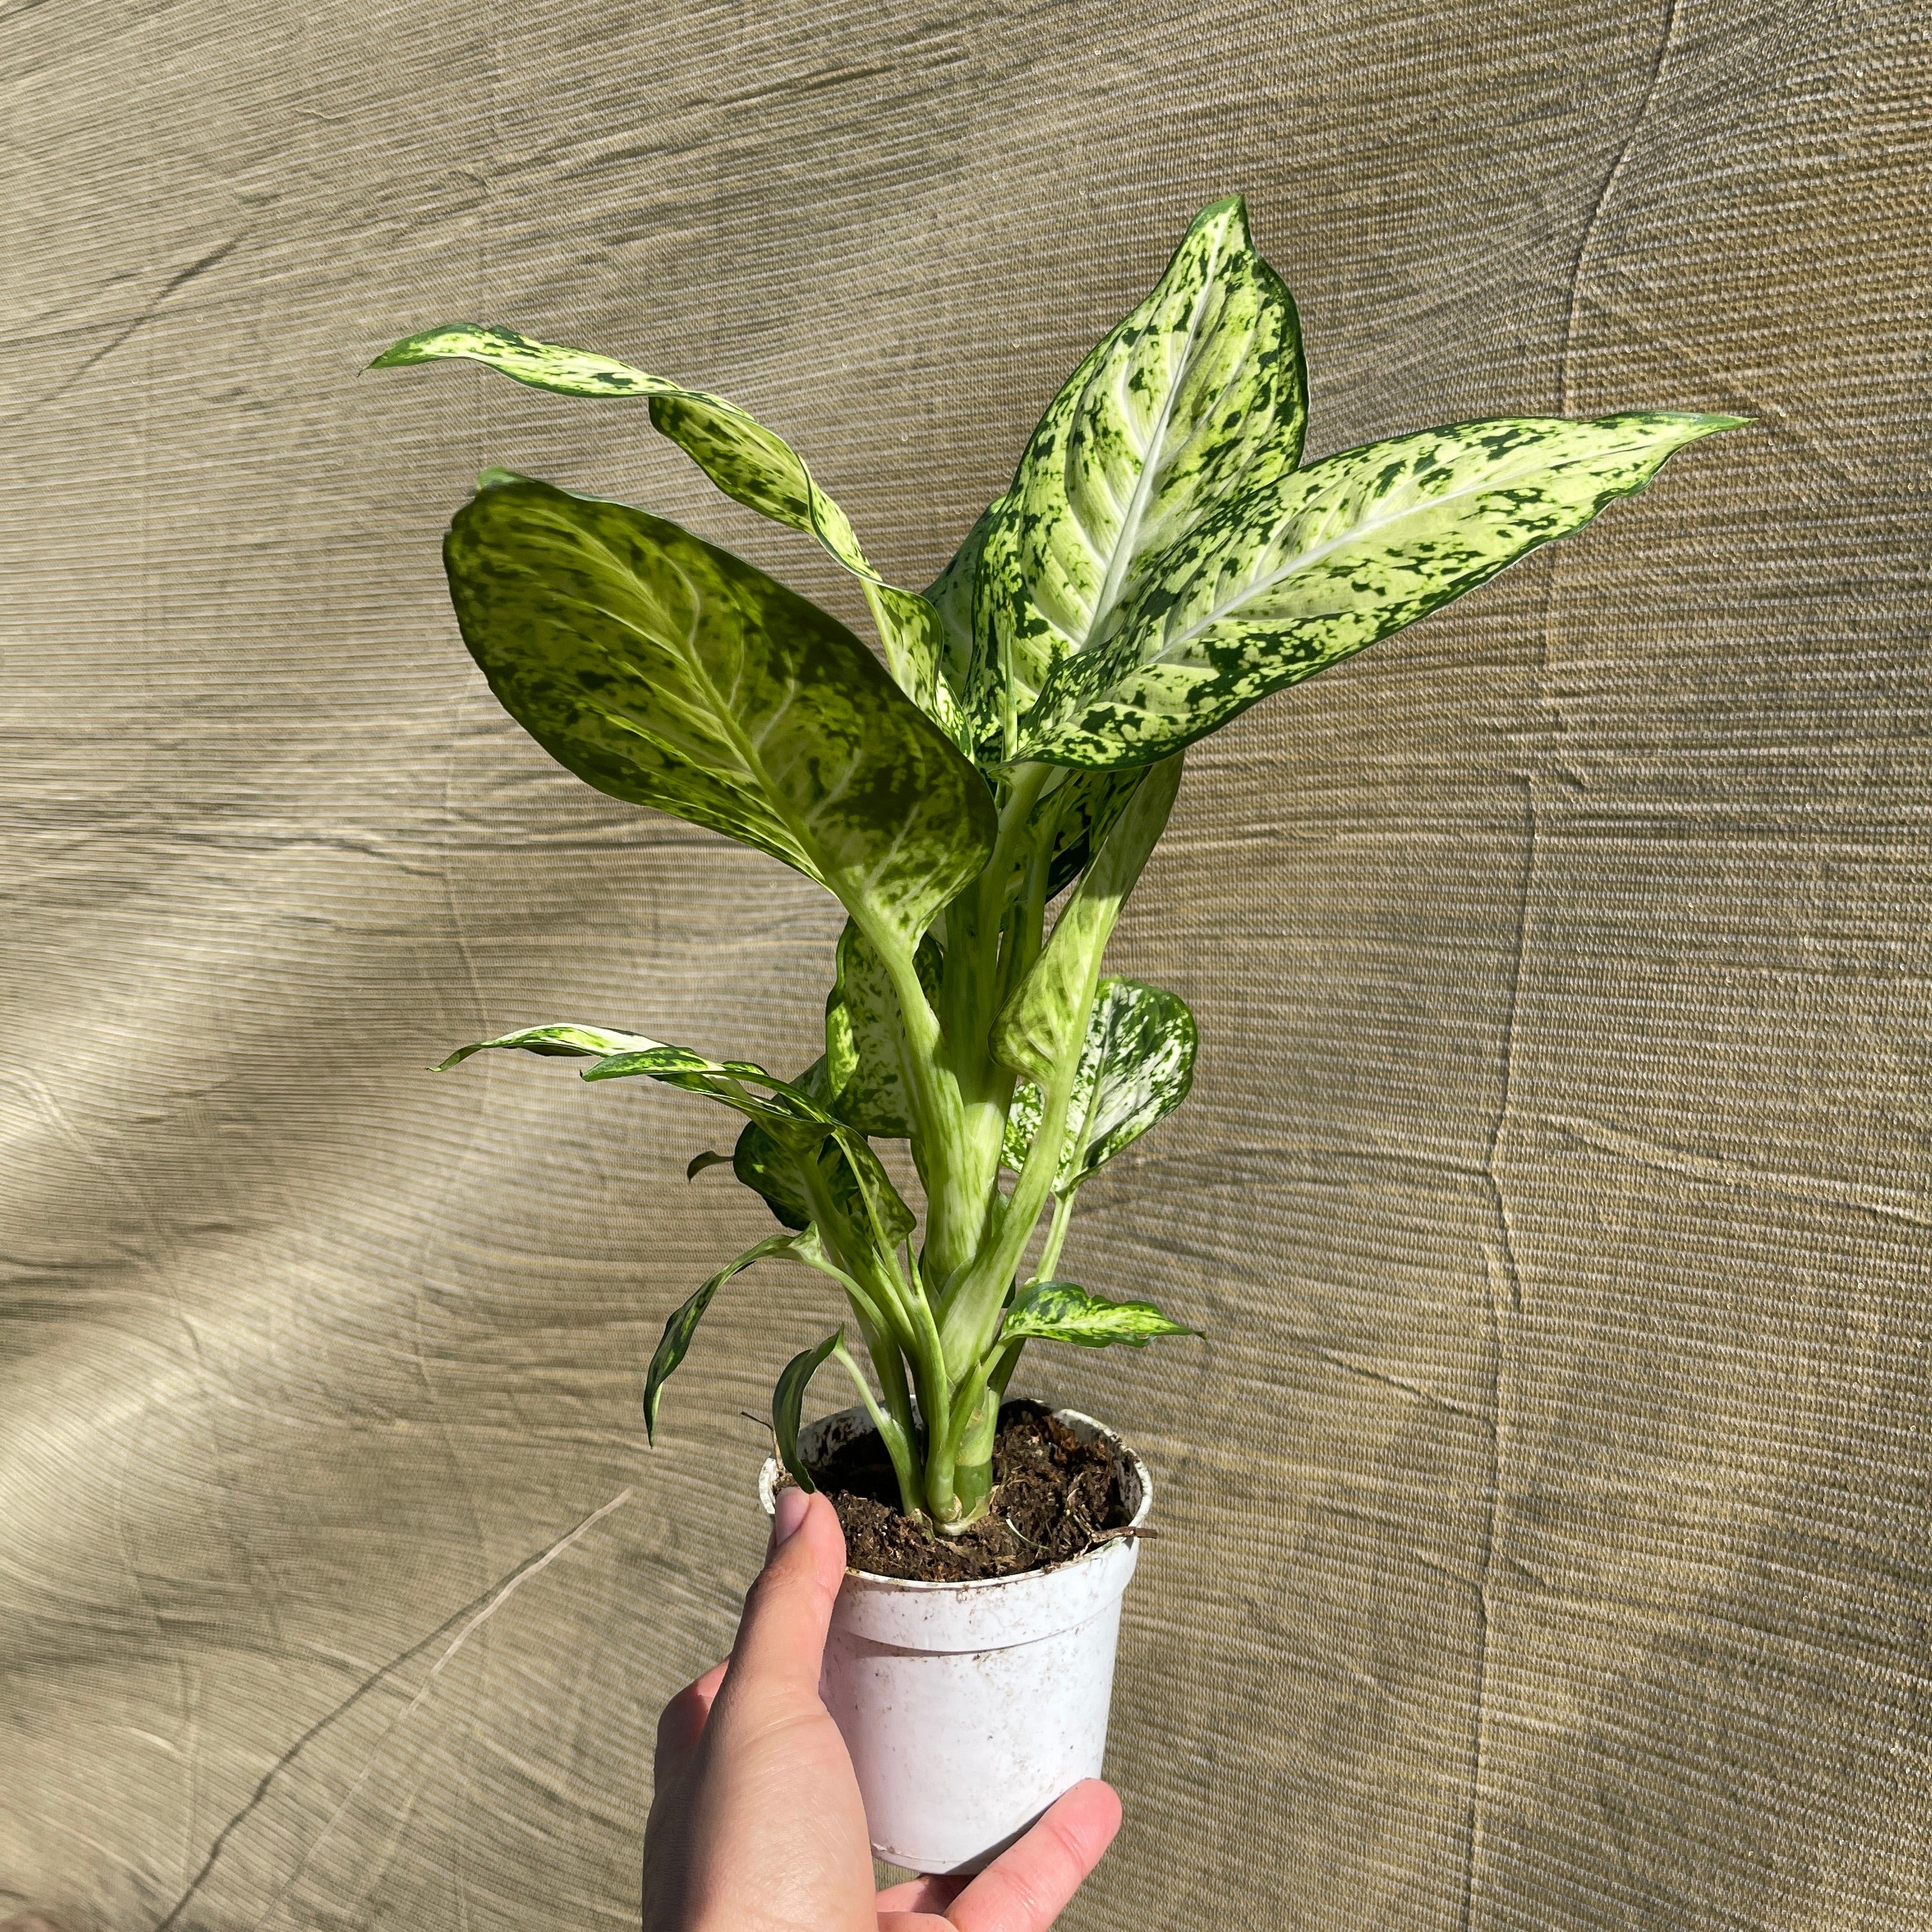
top-left (773, 1328), bottom-right (843, 1490)
top-left (1002, 977), bottom-right (1197, 1190)
top-left (645, 1231), bottom-right (806, 1444)
top-left (1000, 1280), bottom-right (1198, 1348)
top-left (374, 323), bottom-right (960, 730)
top-left (1021, 410), bottom-right (1747, 767)
top-left (975, 197), bottom-right (1305, 755)
top-left (443, 474), bottom-right (994, 953)
top-left (824, 921), bottom-right (944, 1137)
top-left (1034, 766), bottom-right (1147, 899)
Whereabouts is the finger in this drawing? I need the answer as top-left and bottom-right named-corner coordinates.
top-left (722, 1489), bottom-right (847, 1699)
top-left (875, 1874), bottom-right (968, 1913)
top-left (942, 1780), bottom-right (1122, 1932)
top-left (652, 1660), bottom-right (728, 1781)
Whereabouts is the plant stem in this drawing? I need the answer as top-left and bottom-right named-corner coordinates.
top-left (1034, 1190), bottom-right (1076, 1282)
top-left (831, 1337), bottom-right (923, 1519)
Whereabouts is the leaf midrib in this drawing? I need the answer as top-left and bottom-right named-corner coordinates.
top-left (1140, 429), bottom-right (1644, 666)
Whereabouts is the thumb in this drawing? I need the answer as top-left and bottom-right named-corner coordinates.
top-left (725, 1488), bottom-right (847, 1699)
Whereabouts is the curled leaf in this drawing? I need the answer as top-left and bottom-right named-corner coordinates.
top-left (772, 1328), bottom-right (843, 1491)
top-left (372, 322), bottom-right (959, 726)
top-left (645, 1232), bottom-right (808, 1443)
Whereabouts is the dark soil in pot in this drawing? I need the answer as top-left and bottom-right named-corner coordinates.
top-left (802, 1400), bottom-right (1137, 1582)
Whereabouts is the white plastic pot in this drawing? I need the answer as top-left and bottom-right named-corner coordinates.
top-left (758, 1404), bottom-right (1152, 1875)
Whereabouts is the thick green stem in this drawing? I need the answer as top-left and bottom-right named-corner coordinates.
top-left (926, 763), bottom-right (1054, 1285)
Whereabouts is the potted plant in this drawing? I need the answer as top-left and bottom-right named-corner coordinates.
top-left (374, 195), bottom-right (1739, 1873)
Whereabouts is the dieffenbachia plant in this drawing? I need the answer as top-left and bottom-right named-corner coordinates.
top-left (376, 197), bottom-right (1740, 1531)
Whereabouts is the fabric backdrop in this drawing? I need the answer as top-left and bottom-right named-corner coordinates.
top-left (4, 1), bottom-right (1929, 1926)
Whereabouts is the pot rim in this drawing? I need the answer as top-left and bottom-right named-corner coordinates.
top-left (758, 1402), bottom-right (1154, 1593)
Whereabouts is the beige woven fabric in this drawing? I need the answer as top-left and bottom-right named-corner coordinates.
top-left (5, 1), bottom-right (1930, 1926)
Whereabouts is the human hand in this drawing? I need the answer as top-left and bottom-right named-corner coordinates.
top-left (642, 1487), bottom-right (1122, 1932)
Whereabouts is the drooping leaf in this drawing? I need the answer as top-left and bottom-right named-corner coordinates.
top-left (445, 1019), bottom-right (839, 1141)
top-left (372, 323), bottom-right (960, 728)
top-left (824, 920), bottom-right (944, 1137)
top-left (1020, 411), bottom-right (1748, 768)
top-left (975, 197), bottom-right (1306, 754)
top-left (1002, 977), bottom-right (1197, 1190)
top-left (442, 474), bottom-right (995, 953)
top-left (772, 1327), bottom-right (843, 1491)
top-left (686, 1149), bottom-right (732, 1179)
top-left (1000, 1280), bottom-right (1199, 1347)
top-left (993, 753), bottom-right (1184, 1089)
top-left (645, 1231), bottom-right (806, 1444)
top-left (438, 1022), bottom-right (658, 1069)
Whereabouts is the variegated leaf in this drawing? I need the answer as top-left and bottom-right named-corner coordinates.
top-left (1002, 977), bottom-right (1197, 1190)
top-left (1034, 766), bottom-right (1147, 899)
top-left (975, 197), bottom-right (1305, 755)
top-left (373, 323), bottom-right (961, 730)
top-left (824, 921), bottom-right (943, 1138)
top-left (447, 1023), bottom-right (841, 1147)
top-left (773, 1328), bottom-right (843, 1490)
top-left (1020, 410), bottom-right (1747, 767)
top-left (443, 474), bottom-right (995, 953)
top-left (645, 1230), bottom-right (807, 1443)
top-left (922, 498), bottom-right (1003, 728)
top-left (439, 1022), bottom-right (659, 1068)
top-left (1000, 1280), bottom-right (1198, 1347)
top-left (993, 753), bottom-right (1183, 1089)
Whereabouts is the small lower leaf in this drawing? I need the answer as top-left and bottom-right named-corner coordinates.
top-left (686, 1150), bottom-right (732, 1179)
top-left (645, 1233), bottom-right (806, 1444)
top-left (772, 1328), bottom-right (843, 1491)
top-left (1001, 1280), bottom-right (1199, 1348)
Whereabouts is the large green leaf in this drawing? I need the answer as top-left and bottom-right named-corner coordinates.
top-left (824, 921), bottom-right (943, 1137)
top-left (772, 1328), bottom-right (843, 1491)
top-left (1003, 977), bottom-right (1197, 1190)
top-left (974, 197), bottom-right (1305, 755)
top-left (1000, 1280), bottom-right (1198, 1347)
top-left (372, 323), bottom-right (961, 730)
top-left (1020, 410), bottom-right (1747, 768)
top-left (645, 1231), bottom-right (806, 1444)
top-left (442, 474), bottom-right (995, 953)
top-left (993, 753), bottom-right (1184, 1089)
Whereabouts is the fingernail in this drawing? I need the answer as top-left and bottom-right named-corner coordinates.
top-left (772, 1486), bottom-right (810, 1546)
